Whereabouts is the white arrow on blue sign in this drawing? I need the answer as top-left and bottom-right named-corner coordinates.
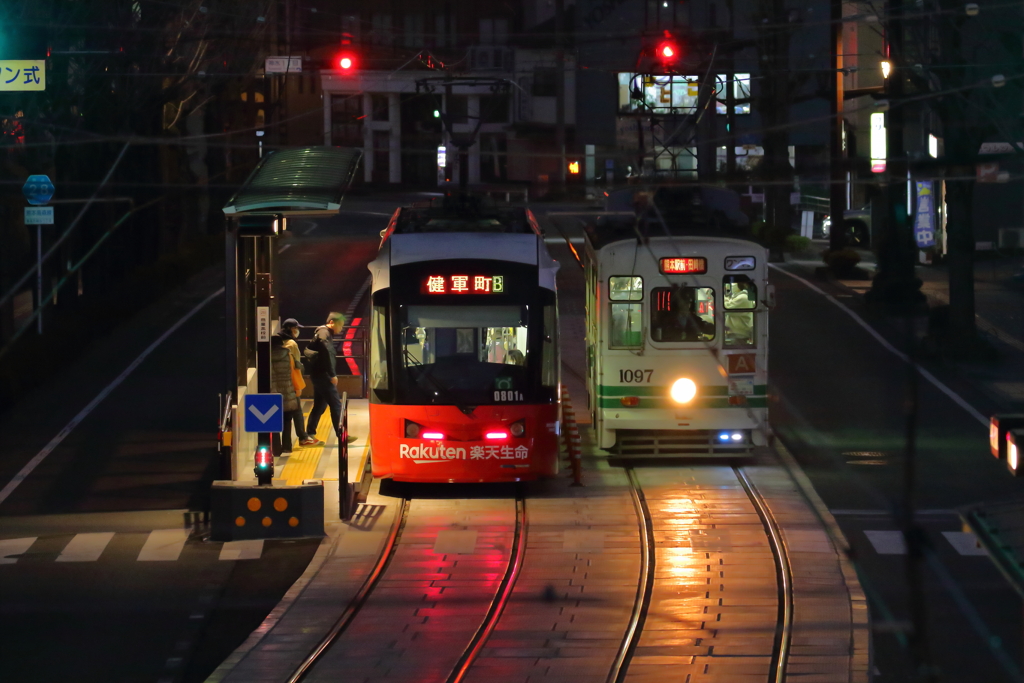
top-left (22, 175), bottom-right (55, 206)
top-left (244, 393), bottom-right (284, 433)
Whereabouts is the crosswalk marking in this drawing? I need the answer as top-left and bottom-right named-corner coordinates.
top-left (942, 531), bottom-right (988, 556)
top-left (0, 537), bottom-right (36, 564)
top-left (219, 540), bottom-right (264, 561)
top-left (57, 532), bottom-right (115, 562)
top-left (137, 529), bottom-right (190, 561)
top-left (864, 530), bottom-right (907, 555)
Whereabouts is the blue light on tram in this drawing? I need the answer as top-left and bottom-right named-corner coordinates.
top-left (718, 432), bottom-right (731, 442)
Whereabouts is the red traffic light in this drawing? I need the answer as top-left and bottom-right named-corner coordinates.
top-left (338, 53), bottom-right (356, 71)
top-left (659, 43), bottom-right (675, 59)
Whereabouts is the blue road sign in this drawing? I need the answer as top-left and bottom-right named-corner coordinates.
top-left (22, 174), bottom-right (54, 206)
top-left (244, 393), bottom-right (284, 433)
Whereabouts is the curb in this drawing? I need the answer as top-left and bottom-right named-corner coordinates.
top-left (773, 437), bottom-right (873, 683)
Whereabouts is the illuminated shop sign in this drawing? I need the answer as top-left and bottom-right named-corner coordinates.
top-left (660, 257), bottom-right (707, 274)
top-left (424, 274), bottom-right (505, 294)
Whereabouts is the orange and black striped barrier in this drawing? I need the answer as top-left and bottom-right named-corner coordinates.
top-left (210, 480), bottom-right (325, 541)
top-left (560, 386), bottom-right (583, 487)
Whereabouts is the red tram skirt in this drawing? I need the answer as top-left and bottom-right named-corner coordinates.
top-left (369, 403), bottom-right (560, 483)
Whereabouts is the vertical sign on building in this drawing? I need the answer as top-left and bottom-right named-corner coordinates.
top-left (870, 113), bottom-right (886, 173)
top-left (914, 181), bottom-right (936, 248)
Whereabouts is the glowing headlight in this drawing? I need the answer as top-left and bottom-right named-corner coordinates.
top-left (670, 378), bottom-right (697, 404)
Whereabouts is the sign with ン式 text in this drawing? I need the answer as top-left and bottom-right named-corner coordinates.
top-left (1, 61), bottom-right (45, 91)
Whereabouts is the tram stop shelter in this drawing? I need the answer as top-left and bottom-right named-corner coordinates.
top-left (221, 146), bottom-right (362, 483)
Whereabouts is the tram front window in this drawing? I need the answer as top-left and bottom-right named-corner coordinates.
top-left (399, 305), bottom-right (530, 404)
top-left (651, 286), bottom-right (715, 342)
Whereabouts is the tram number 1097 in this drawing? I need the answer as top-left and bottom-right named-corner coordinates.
top-left (619, 369), bottom-right (653, 383)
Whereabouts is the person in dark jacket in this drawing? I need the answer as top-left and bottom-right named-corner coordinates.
top-left (271, 318), bottom-right (322, 453)
top-left (305, 312), bottom-right (344, 439)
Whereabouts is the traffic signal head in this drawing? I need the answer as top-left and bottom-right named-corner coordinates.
top-left (653, 31), bottom-right (681, 71)
top-left (255, 446), bottom-right (272, 470)
top-left (659, 42), bottom-right (676, 60)
top-left (338, 53), bottom-right (356, 71)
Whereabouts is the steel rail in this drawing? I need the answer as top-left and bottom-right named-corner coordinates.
top-left (735, 467), bottom-right (794, 683)
top-left (445, 492), bottom-right (528, 683)
top-left (287, 498), bottom-right (410, 683)
top-left (607, 468), bottom-right (656, 683)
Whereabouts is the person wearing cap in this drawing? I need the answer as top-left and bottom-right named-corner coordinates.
top-left (272, 318), bottom-right (322, 453)
top-left (305, 312), bottom-right (344, 440)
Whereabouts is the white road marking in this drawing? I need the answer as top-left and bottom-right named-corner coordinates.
top-left (0, 287), bottom-right (225, 505)
top-left (219, 539), bottom-right (264, 561)
top-left (942, 531), bottom-right (988, 556)
top-left (57, 532), bottom-right (115, 562)
top-left (769, 265), bottom-right (988, 427)
top-left (277, 243), bottom-right (292, 254)
top-left (138, 529), bottom-right (190, 561)
top-left (0, 537), bottom-right (36, 564)
top-left (864, 530), bottom-right (907, 554)
top-left (302, 223), bottom-right (318, 235)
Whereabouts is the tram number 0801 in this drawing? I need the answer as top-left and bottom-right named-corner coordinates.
top-left (619, 369), bottom-right (653, 383)
top-left (495, 390), bottom-right (525, 402)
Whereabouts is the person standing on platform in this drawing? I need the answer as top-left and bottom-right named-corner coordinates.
top-left (304, 312), bottom-right (344, 440)
top-left (271, 318), bottom-right (322, 453)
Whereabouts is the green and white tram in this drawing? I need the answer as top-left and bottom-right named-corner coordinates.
top-left (584, 225), bottom-right (771, 455)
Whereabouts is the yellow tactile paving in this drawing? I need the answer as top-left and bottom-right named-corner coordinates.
top-left (279, 405), bottom-right (335, 486)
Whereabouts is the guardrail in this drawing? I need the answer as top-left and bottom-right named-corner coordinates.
top-left (339, 392), bottom-right (356, 521)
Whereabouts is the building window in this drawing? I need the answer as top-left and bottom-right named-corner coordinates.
top-left (617, 73), bottom-right (699, 115)
top-left (714, 74), bottom-right (752, 115)
top-left (480, 94), bottom-right (509, 123)
top-left (532, 68), bottom-right (557, 97)
top-left (371, 13), bottom-right (393, 46)
top-left (372, 94), bottom-right (390, 122)
top-left (331, 94), bottom-right (364, 147)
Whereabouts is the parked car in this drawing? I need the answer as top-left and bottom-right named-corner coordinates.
top-left (821, 206), bottom-right (871, 247)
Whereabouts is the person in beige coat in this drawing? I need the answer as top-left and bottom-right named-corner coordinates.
top-left (272, 318), bottom-right (323, 453)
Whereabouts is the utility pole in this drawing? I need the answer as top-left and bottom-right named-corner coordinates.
top-left (554, 0), bottom-right (567, 195)
top-left (829, 0), bottom-right (846, 252)
top-left (866, 0), bottom-right (923, 313)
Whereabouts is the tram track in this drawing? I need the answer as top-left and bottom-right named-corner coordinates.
top-left (617, 466), bottom-right (795, 683)
top-left (287, 498), bottom-right (410, 683)
top-left (287, 492), bottom-right (526, 683)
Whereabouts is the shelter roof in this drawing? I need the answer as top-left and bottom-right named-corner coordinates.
top-left (222, 147), bottom-right (362, 215)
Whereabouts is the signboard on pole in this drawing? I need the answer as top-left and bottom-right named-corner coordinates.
top-left (265, 57), bottom-right (302, 73)
top-left (24, 206), bottom-right (54, 225)
top-left (256, 306), bottom-right (271, 342)
top-left (1, 61), bottom-right (45, 91)
top-left (914, 181), bottom-right (936, 248)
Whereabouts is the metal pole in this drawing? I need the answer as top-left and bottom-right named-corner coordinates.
top-left (829, 0), bottom-right (846, 251)
top-left (36, 225), bottom-right (42, 335)
top-left (255, 239), bottom-right (273, 485)
top-left (555, 0), bottom-right (566, 194)
top-left (340, 392), bottom-right (350, 520)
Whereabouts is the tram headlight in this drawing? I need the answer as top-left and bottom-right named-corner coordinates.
top-left (509, 420), bottom-right (526, 437)
top-left (404, 421), bottom-right (421, 439)
top-left (670, 378), bottom-right (697, 404)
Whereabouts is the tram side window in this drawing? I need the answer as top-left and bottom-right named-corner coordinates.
top-left (542, 305), bottom-right (557, 386)
top-left (610, 304), bottom-right (643, 348)
top-left (609, 276), bottom-right (643, 348)
top-left (650, 287), bottom-right (715, 342)
top-left (370, 303), bottom-right (391, 399)
top-left (723, 276), bottom-right (757, 348)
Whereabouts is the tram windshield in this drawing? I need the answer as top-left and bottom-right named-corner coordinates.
top-left (398, 305), bottom-right (532, 404)
top-left (650, 286), bottom-right (716, 342)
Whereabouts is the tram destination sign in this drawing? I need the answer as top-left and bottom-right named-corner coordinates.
top-left (660, 257), bottom-right (707, 274)
top-left (423, 274), bottom-right (505, 295)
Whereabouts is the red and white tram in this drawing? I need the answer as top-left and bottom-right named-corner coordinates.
top-left (366, 198), bottom-right (560, 483)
